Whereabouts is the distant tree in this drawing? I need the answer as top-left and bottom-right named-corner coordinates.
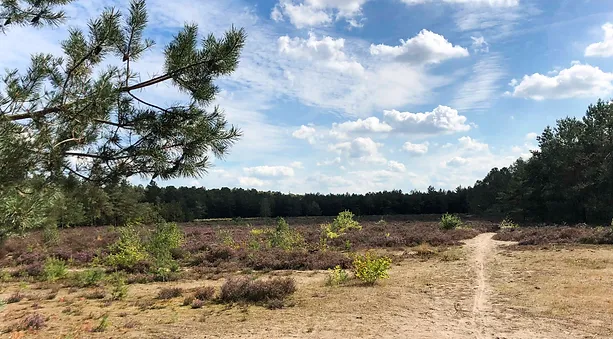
top-left (259, 197), bottom-right (272, 218)
top-left (305, 201), bottom-right (322, 216)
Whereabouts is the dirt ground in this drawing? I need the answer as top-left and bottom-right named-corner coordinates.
top-left (2, 233), bottom-right (613, 338)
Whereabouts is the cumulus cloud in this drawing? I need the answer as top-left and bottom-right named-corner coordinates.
top-left (238, 176), bottom-right (266, 187)
top-left (525, 132), bottom-right (538, 141)
top-left (458, 136), bottom-right (489, 152)
top-left (402, 141), bottom-right (429, 155)
top-left (330, 137), bottom-right (386, 163)
top-left (585, 23), bottom-right (613, 57)
top-left (508, 63), bottom-right (613, 100)
top-left (330, 117), bottom-right (392, 138)
top-left (446, 156), bottom-right (469, 167)
top-left (370, 29), bottom-right (469, 65)
top-left (290, 161), bottom-right (304, 168)
top-left (383, 105), bottom-right (471, 135)
top-left (244, 166), bottom-right (295, 178)
top-left (272, 0), bottom-right (369, 29)
top-left (292, 125), bottom-right (318, 144)
top-left (388, 160), bottom-right (407, 172)
top-left (279, 33), bottom-right (364, 75)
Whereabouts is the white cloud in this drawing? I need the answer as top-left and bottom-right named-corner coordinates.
top-left (451, 54), bottom-right (505, 111)
top-left (525, 132), bottom-right (538, 141)
top-left (244, 166), bottom-right (296, 178)
top-left (470, 36), bottom-right (489, 53)
top-left (292, 125), bottom-right (318, 144)
top-left (272, 0), bottom-right (369, 29)
top-left (458, 136), bottom-right (489, 152)
top-left (383, 105), bottom-right (471, 135)
top-left (238, 176), bottom-right (266, 187)
top-left (388, 160), bottom-right (407, 172)
top-left (317, 157), bottom-right (341, 166)
top-left (446, 156), bottom-right (469, 167)
top-left (370, 29), bottom-right (469, 65)
top-left (402, 142), bottom-right (429, 155)
top-left (508, 63), bottom-right (613, 100)
top-left (290, 161), bottom-right (304, 169)
top-left (330, 117), bottom-right (392, 138)
top-left (273, 2), bottom-right (331, 28)
top-left (279, 33), bottom-right (364, 75)
top-left (585, 23), bottom-right (613, 58)
top-left (330, 137), bottom-right (386, 163)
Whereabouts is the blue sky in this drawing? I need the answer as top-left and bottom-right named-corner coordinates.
top-left (5, 0), bottom-right (613, 193)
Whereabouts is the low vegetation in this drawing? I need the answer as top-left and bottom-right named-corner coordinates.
top-left (352, 251), bottom-right (392, 285)
top-left (219, 277), bottom-right (296, 305)
top-left (440, 213), bottom-right (463, 230)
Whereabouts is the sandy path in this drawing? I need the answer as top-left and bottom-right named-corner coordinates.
top-left (464, 232), bottom-right (497, 339)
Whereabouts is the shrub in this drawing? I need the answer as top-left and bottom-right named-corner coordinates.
top-left (183, 296), bottom-right (194, 306)
top-left (194, 286), bottom-right (215, 301)
top-left (43, 257), bottom-right (67, 282)
top-left (73, 269), bottom-right (105, 287)
top-left (267, 218), bottom-right (305, 250)
top-left (326, 265), bottom-right (349, 286)
top-left (499, 218), bottom-right (519, 230)
top-left (191, 299), bottom-right (204, 309)
top-left (20, 313), bottom-right (46, 330)
top-left (106, 224), bottom-right (147, 271)
top-left (217, 229), bottom-right (238, 249)
top-left (0, 298), bottom-right (5, 310)
top-left (352, 251), bottom-right (392, 285)
top-left (157, 287), bottom-right (183, 300)
top-left (320, 210), bottom-right (362, 249)
top-left (7, 291), bottom-right (24, 303)
top-left (147, 222), bottom-right (184, 266)
top-left (440, 213), bottom-right (462, 230)
top-left (219, 277), bottom-right (296, 304)
top-left (108, 273), bottom-right (128, 300)
top-left (413, 243), bottom-right (437, 258)
top-left (84, 290), bottom-right (106, 300)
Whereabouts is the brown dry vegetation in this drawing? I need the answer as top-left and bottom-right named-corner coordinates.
top-left (1, 217), bottom-right (613, 338)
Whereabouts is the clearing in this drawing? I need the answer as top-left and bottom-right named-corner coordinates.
top-left (1, 217), bottom-right (613, 338)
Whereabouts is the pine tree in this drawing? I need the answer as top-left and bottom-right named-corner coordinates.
top-left (1, 0), bottom-right (73, 32)
top-left (0, 0), bottom-right (246, 240)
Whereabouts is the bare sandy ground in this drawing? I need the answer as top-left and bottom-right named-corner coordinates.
top-left (2, 234), bottom-right (612, 338)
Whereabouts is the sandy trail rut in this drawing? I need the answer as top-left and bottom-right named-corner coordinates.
top-left (465, 232), bottom-right (497, 339)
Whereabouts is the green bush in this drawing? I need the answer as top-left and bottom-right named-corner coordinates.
top-left (320, 210), bottom-right (362, 249)
top-left (352, 251), bottom-right (391, 285)
top-left (326, 265), bottom-right (349, 286)
top-left (148, 222), bottom-right (184, 264)
top-left (106, 224), bottom-right (147, 270)
top-left (43, 257), bottom-right (67, 282)
top-left (108, 272), bottom-right (128, 300)
top-left (499, 218), bottom-right (519, 230)
top-left (268, 217), bottom-right (304, 250)
top-left (72, 269), bottom-right (105, 287)
top-left (439, 213), bottom-right (462, 230)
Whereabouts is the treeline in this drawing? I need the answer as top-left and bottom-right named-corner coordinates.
top-left (470, 100), bottom-right (613, 224)
top-left (51, 99), bottom-right (613, 226)
top-left (53, 178), bottom-right (470, 226)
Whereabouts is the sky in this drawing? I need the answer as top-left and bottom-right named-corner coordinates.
top-left (4, 0), bottom-right (613, 194)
